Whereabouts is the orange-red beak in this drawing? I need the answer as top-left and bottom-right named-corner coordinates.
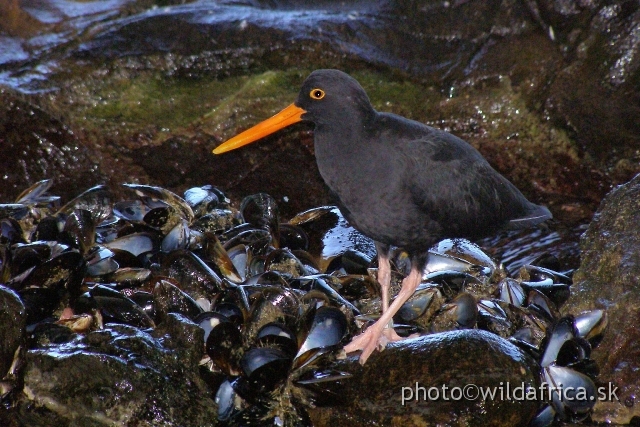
top-left (212, 103), bottom-right (306, 154)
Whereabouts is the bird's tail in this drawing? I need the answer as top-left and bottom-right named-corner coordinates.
top-left (506, 204), bottom-right (552, 230)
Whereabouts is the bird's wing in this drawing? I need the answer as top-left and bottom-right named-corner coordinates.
top-left (387, 124), bottom-right (548, 238)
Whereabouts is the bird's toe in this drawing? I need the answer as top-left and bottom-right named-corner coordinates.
top-left (344, 324), bottom-right (398, 364)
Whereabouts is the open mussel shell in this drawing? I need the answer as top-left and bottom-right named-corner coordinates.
top-left (15, 179), bottom-right (55, 204)
top-left (203, 312), bottom-right (244, 376)
top-left (240, 347), bottom-right (291, 393)
top-left (542, 365), bottom-right (596, 419)
top-left (293, 306), bottom-right (347, 370)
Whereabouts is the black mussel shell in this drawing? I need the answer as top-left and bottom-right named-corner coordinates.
top-left (395, 284), bottom-right (442, 324)
top-left (152, 278), bottom-right (204, 322)
top-left (86, 284), bottom-right (155, 328)
top-left (159, 249), bottom-right (225, 298)
top-left (128, 291), bottom-right (156, 321)
top-left (32, 216), bottom-right (61, 241)
top-left (1, 218), bottom-right (26, 245)
top-left (9, 250), bottom-right (85, 295)
top-left (240, 193), bottom-right (279, 247)
top-left (278, 224), bottom-right (309, 251)
top-left (574, 310), bottom-right (607, 348)
top-left (216, 379), bottom-right (244, 421)
top-left (211, 302), bottom-right (245, 327)
top-left (86, 247), bottom-right (119, 277)
top-left (520, 278), bottom-right (570, 307)
top-left (498, 278), bottom-right (525, 307)
top-left (122, 184), bottom-right (194, 223)
top-left (256, 322), bottom-right (298, 358)
top-left (526, 289), bottom-right (560, 321)
top-left (104, 232), bottom-right (157, 257)
top-left (542, 365), bottom-right (596, 419)
top-left (294, 306), bottom-right (347, 369)
top-left (113, 200), bottom-right (149, 222)
top-left (204, 313), bottom-right (244, 376)
top-left (540, 317), bottom-right (577, 368)
top-left (60, 209), bottom-right (95, 255)
top-left (240, 347), bottom-right (291, 393)
top-left (56, 185), bottom-right (112, 225)
top-left (19, 287), bottom-right (62, 325)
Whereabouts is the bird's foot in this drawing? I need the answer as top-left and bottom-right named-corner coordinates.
top-left (344, 323), bottom-right (404, 364)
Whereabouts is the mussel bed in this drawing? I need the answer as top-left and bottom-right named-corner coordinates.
top-left (0, 180), bottom-right (606, 426)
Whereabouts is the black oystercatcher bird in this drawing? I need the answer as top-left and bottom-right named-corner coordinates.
top-left (213, 69), bottom-right (552, 364)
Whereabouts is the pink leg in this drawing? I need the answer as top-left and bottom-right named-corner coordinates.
top-left (344, 265), bottom-right (422, 364)
top-left (377, 251), bottom-right (391, 314)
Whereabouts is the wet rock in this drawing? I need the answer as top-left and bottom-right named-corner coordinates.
top-left (0, 285), bottom-right (25, 398)
top-left (309, 330), bottom-right (539, 426)
top-left (563, 173), bottom-right (640, 424)
top-left (0, 89), bottom-right (105, 203)
top-left (13, 313), bottom-right (217, 426)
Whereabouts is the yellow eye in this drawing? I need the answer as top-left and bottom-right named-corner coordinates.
top-left (310, 88), bottom-right (325, 100)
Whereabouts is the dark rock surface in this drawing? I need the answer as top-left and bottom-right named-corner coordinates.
top-left (0, 285), bottom-right (25, 393)
top-left (309, 330), bottom-right (540, 427)
top-left (563, 173), bottom-right (640, 424)
top-left (11, 313), bottom-right (218, 427)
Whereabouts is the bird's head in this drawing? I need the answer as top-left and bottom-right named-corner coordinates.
top-left (212, 69), bottom-right (374, 155)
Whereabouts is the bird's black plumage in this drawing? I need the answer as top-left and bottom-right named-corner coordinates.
top-left (213, 69), bottom-right (552, 363)
top-left (296, 69), bottom-right (550, 255)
